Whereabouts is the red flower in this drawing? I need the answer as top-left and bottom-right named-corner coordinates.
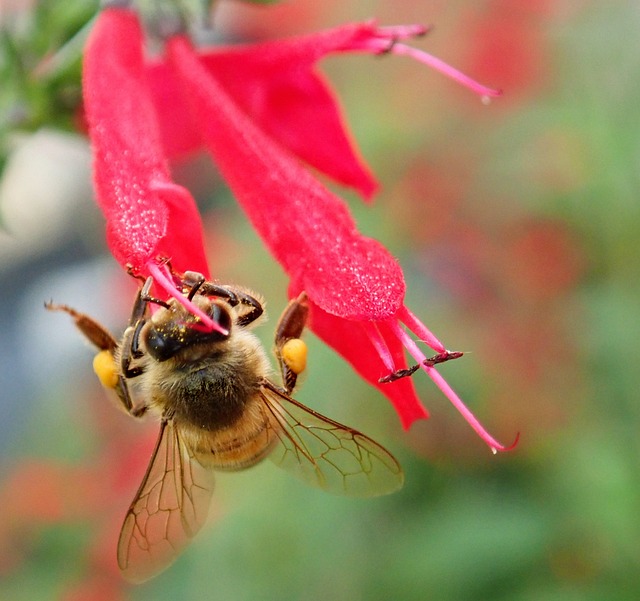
top-left (82, 7), bottom-right (514, 451)
top-left (83, 8), bottom-right (223, 332)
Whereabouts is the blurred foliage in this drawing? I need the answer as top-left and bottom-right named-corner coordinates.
top-left (2, 1), bottom-right (640, 600)
top-left (0, 0), bottom-right (98, 172)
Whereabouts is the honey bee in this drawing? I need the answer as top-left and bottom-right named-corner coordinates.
top-left (47, 271), bottom-right (403, 583)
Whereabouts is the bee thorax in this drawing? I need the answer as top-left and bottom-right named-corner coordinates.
top-left (165, 360), bottom-right (257, 429)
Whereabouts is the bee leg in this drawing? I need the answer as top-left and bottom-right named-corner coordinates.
top-left (119, 278), bottom-right (152, 380)
top-left (45, 302), bottom-right (139, 416)
top-left (137, 275), bottom-right (171, 309)
top-left (117, 280), bottom-right (161, 417)
top-left (229, 290), bottom-right (264, 327)
top-left (46, 302), bottom-right (118, 351)
top-left (274, 292), bottom-right (309, 394)
top-left (44, 302), bottom-right (118, 351)
top-left (182, 272), bottom-right (264, 327)
top-left (182, 271), bottom-right (206, 300)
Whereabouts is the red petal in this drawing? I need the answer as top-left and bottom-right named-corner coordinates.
top-left (147, 23), bottom-right (379, 198)
top-left (198, 38), bottom-right (377, 199)
top-left (83, 9), bottom-right (209, 277)
top-left (167, 36), bottom-right (404, 320)
top-left (152, 182), bottom-right (210, 278)
top-left (304, 296), bottom-right (428, 430)
top-left (145, 61), bottom-right (203, 159)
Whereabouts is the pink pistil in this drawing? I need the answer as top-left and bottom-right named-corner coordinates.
top-left (362, 321), bottom-right (397, 373)
top-left (347, 26), bottom-right (502, 99)
top-left (398, 305), bottom-right (446, 353)
top-left (386, 42), bottom-right (502, 98)
top-left (389, 319), bottom-right (515, 453)
top-left (375, 24), bottom-right (430, 39)
top-left (146, 261), bottom-right (228, 336)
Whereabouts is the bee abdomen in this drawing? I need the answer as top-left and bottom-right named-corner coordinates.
top-left (191, 398), bottom-right (278, 471)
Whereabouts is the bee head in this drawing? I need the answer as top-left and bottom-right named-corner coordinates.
top-left (143, 300), bottom-right (232, 362)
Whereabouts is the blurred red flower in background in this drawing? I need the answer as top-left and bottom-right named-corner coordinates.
top-left (390, 153), bottom-right (586, 458)
top-left (0, 386), bottom-right (154, 599)
top-left (462, 0), bottom-right (570, 104)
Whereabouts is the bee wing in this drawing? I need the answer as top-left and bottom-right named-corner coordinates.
top-left (260, 381), bottom-right (404, 497)
top-left (117, 419), bottom-right (215, 583)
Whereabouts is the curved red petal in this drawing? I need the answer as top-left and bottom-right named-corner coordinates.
top-left (152, 182), bottom-right (210, 278)
top-left (167, 36), bottom-right (404, 320)
top-left (84, 9), bottom-right (166, 270)
top-left (145, 61), bottom-right (203, 159)
top-left (198, 41), bottom-right (377, 199)
top-left (146, 22), bottom-right (378, 198)
top-left (300, 235), bottom-right (406, 320)
top-left (83, 9), bottom-right (208, 278)
top-left (301, 294), bottom-right (428, 430)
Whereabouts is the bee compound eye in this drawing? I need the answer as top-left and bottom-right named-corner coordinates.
top-left (209, 302), bottom-right (232, 337)
top-left (143, 325), bottom-right (182, 361)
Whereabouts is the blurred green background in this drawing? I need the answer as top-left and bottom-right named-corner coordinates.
top-left (1, 1), bottom-right (639, 599)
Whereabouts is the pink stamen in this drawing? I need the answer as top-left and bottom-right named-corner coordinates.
top-left (398, 305), bottom-right (446, 353)
top-left (385, 42), bottom-right (502, 98)
top-left (362, 322), bottom-right (396, 373)
top-left (375, 24), bottom-right (430, 39)
top-left (154, 259), bottom-right (175, 284)
top-left (425, 367), bottom-right (519, 453)
top-left (389, 320), bottom-right (516, 453)
top-left (346, 26), bottom-right (502, 99)
top-left (146, 261), bottom-right (229, 336)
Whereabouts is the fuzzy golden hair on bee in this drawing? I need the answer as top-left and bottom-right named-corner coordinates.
top-left (47, 271), bottom-right (403, 583)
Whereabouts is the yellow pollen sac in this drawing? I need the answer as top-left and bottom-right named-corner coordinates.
top-left (92, 350), bottom-right (119, 389)
top-left (281, 338), bottom-right (307, 375)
